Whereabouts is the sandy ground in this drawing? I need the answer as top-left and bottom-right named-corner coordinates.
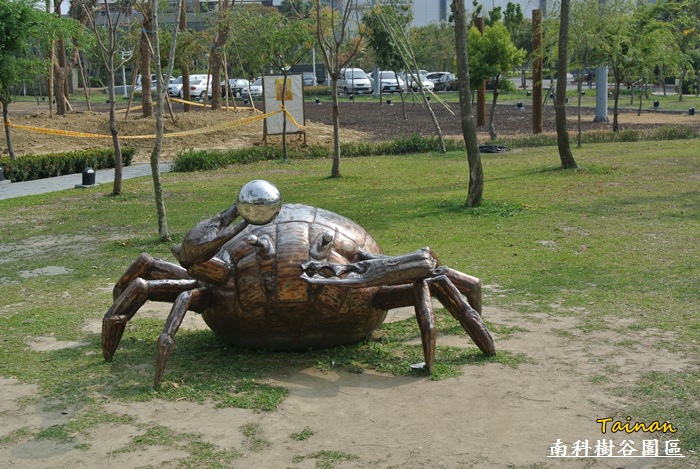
top-left (1, 99), bottom-right (697, 468)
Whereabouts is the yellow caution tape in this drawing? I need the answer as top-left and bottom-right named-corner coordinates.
top-left (283, 108), bottom-right (306, 130)
top-left (8, 109), bottom-right (281, 139)
top-left (7, 105), bottom-right (306, 139)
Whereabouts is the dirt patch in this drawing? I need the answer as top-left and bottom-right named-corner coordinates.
top-left (4, 99), bottom-right (697, 163)
top-left (1, 304), bottom-right (693, 468)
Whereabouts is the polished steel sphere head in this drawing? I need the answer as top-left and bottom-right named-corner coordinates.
top-left (237, 180), bottom-right (282, 225)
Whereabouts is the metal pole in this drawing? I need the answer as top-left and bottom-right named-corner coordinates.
top-left (594, 66), bottom-right (609, 122)
top-left (122, 63), bottom-right (127, 98)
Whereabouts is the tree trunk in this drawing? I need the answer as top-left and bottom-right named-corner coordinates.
top-left (53, 63), bottom-right (68, 116)
top-left (2, 100), bottom-right (16, 160)
top-left (532, 9), bottom-right (543, 134)
top-left (150, 0), bottom-right (169, 240)
top-left (452, 0), bottom-right (483, 207)
top-left (179, 0), bottom-right (191, 112)
top-left (107, 62), bottom-right (123, 195)
top-left (331, 77), bottom-right (341, 178)
top-left (209, 0), bottom-right (231, 111)
top-left (487, 75), bottom-right (500, 141)
top-left (554, 0), bottom-right (577, 170)
top-left (140, 12), bottom-right (153, 118)
top-left (612, 80), bottom-right (621, 131)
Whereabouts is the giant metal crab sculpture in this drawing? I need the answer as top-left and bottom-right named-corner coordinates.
top-left (103, 180), bottom-right (496, 387)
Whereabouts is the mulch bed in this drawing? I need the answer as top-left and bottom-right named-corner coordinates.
top-left (304, 99), bottom-right (677, 141)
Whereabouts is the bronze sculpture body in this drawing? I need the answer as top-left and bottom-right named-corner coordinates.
top-left (102, 180), bottom-right (496, 387)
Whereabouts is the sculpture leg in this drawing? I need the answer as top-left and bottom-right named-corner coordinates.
top-left (413, 280), bottom-right (436, 372)
top-left (440, 267), bottom-right (482, 315)
top-left (113, 253), bottom-right (190, 300)
top-left (428, 275), bottom-right (496, 356)
top-left (103, 278), bottom-right (199, 361)
top-left (154, 288), bottom-right (209, 388)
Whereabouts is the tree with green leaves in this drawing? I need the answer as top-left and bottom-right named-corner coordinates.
top-left (362, 4), bottom-right (409, 106)
top-left (362, 1), bottom-right (446, 151)
top-left (503, 2), bottom-right (531, 89)
top-left (281, 0), bottom-right (313, 19)
top-left (467, 21), bottom-right (525, 140)
top-left (408, 23), bottom-right (455, 72)
top-left (648, 0), bottom-right (699, 101)
top-left (0, 0), bottom-right (54, 159)
top-left (569, 0), bottom-right (604, 146)
top-left (627, 7), bottom-right (684, 114)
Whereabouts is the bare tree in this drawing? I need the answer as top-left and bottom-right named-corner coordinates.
top-left (148, 0), bottom-right (183, 240)
top-left (369, 2), bottom-right (446, 153)
top-left (313, 0), bottom-right (365, 178)
top-left (81, 0), bottom-right (133, 195)
top-left (209, 0), bottom-right (236, 110)
top-left (452, 0), bottom-right (483, 207)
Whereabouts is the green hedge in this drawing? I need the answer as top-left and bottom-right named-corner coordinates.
top-left (303, 85), bottom-right (333, 97)
top-left (171, 135), bottom-right (458, 172)
top-left (0, 147), bottom-right (135, 182)
top-left (171, 124), bottom-right (700, 173)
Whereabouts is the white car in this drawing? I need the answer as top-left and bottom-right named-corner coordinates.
top-left (368, 71), bottom-right (406, 93)
top-left (167, 76), bottom-right (184, 97)
top-left (401, 73), bottom-right (435, 92)
top-left (135, 74), bottom-right (175, 92)
top-left (168, 75), bottom-right (212, 98)
top-left (241, 78), bottom-right (263, 100)
top-left (189, 78), bottom-right (214, 99)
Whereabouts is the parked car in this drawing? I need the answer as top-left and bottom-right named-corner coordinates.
top-left (433, 72), bottom-right (455, 91)
top-left (241, 78), bottom-right (263, 100)
top-left (368, 71), bottom-right (406, 94)
top-left (135, 74), bottom-right (175, 92)
top-left (425, 72), bottom-right (450, 91)
top-left (401, 72), bottom-right (435, 92)
top-left (337, 68), bottom-right (372, 95)
top-left (189, 77), bottom-right (214, 99)
top-left (168, 74), bottom-right (211, 98)
top-left (219, 78), bottom-right (249, 98)
top-left (302, 72), bottom-right (317, 87)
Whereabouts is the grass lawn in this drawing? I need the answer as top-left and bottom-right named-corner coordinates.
top-left (0, 139), bottom-right (698, 464)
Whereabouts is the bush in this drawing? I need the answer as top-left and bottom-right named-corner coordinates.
top-left (172, 134), bottom-right (460, 172)
top-left (0, 147), bottom-right (135, 182)
top-left (303, 85), bottom-right (333, 97)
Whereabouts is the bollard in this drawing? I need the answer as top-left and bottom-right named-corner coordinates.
top-left (526, 90), bottom-right (531, 97)
top-left (348, 94), bottom-right (354, 101)
top-left (690, 107), bottom-right (695, 116)
top-left (581, 91), bottom-right (585, 96)
top-left (653, 100), bottom-right (660, 109)
top-left (315, 98), bottom-right (321, 105)
top-left (386, 99), bottom-right (392, 105)
top-left (426, 95), bottom-right (430, 102)
top-left (82, 167), bottom-right (96, 186)
top-left (516, 101), bottom-right (523, 109)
